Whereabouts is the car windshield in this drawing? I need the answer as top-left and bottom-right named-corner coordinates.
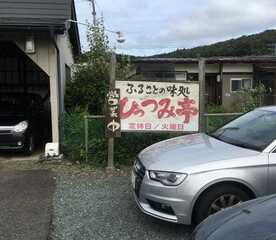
top-left (211, 109), bottom-right (276, 151)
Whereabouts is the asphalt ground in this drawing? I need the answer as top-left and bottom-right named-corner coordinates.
top-left (0, 169), bottom-right (55, 240)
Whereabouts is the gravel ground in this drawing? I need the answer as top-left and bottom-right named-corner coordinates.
top-left (49, 170), bottom-right (193, 240)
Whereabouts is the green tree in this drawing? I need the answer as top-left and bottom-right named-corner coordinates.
top-left (65, 19), bottom-right (132, 114)
top-left (63, 18), bottom-right (137, 165)
top-left (234, 83), bottom-right (272, 112)
top-left (65, 19), bottom-right (111, 114)
top-left (155, 30), bottom-right (276, 58)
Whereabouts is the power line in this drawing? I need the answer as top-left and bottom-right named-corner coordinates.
top-left (68, 20), bottom-right (126, 46)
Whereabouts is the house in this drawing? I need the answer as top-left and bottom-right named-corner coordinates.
top-left (0, 0), bottom-right (80, 153)
top-left (131, 57), bottom-right (276, 110)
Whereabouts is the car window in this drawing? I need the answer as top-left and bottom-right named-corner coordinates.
top-left (212, 110), bottom-right (276, 151)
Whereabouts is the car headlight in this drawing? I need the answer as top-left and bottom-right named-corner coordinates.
top-left (149, 171), bottom-right (187, 186)
top-left (13, 121), bottom-right (28, 133)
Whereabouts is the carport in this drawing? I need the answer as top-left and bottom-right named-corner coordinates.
top-left (0, 41), bottom-right (52, 152)
top-left (0, 0), bottom-right (81, 155)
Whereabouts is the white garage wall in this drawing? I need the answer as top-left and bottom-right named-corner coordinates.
top-left (56, 33), bottom-right (75, 112)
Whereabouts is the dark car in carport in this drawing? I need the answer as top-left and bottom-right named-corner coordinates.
top-left (0, 92), bottom-right (50, 155)
top-left (191, 194), bottom-right (276, 240)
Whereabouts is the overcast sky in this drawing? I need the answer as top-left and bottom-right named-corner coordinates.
top-left (75, 0), bottom-right (276, 56)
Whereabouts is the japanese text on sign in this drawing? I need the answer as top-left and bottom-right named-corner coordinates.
top-left (106, 88), bottom-right (121, 137)
top-left (116, 81), bottom-right (199, 132)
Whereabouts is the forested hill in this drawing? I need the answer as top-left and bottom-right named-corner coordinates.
top-left (154, 30), bottom-right (276, 58)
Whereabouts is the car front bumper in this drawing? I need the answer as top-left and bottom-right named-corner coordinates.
top-left (0, 130), bottom-right (26, 150)
top-left (131, 169), bottom-right (194, 225)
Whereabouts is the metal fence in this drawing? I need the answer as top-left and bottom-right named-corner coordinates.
top-left (204, 112), bottom-right (243, 133)
top-left (83, 112), bottom-right (244, 162)
top-left (84, 115), bottom-right (105, 163)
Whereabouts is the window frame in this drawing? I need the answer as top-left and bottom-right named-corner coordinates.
top-left (230, 77), bottom-right (252, 92)
top-left (175, 71), bottom-right (188, 81)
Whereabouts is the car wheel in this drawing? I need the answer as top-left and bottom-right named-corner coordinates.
top-left (24, 135), bottom-right (35, 156)
top-left (193, 184), bottom-right (251, 225)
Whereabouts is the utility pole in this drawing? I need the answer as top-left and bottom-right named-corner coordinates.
top-left (91, 0), bottom-right (97, 25)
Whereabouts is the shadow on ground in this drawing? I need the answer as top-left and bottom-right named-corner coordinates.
top-left (0, 147), bottom-right (43, 162)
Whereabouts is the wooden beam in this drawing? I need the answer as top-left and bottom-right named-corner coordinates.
top-left (199, 58), bottom-right (206, 132)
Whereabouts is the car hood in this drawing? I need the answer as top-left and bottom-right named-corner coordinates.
top-left (194, 195), bottom-right (276, 240)
top-left (138, 133), bottom-right (260, 172)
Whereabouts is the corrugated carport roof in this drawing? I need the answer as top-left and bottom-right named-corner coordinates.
top-left (0, 0), bottom-right (72, 30)
top-left (0, 0), bottom-right (81, 56)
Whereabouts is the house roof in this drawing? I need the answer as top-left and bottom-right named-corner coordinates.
top-left (0, 0), bottom-right (81, 56)
top-left (133, 56), bottom-right (276, 64)
top-left (0, 0), bottom-right (71, 29)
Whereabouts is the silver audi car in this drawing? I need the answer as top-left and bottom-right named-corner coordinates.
top-left (131, 106), bottom-right (276, 225)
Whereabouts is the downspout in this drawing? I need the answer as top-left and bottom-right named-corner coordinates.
top-left (50, 29), bottom-right (62, 153)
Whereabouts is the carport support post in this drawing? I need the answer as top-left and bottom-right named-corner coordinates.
top-left (107, 51), bottom-right (116, 170)
top-left (199, 58), bottom-right (207, 132)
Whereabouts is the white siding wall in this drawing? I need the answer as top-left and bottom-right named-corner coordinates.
top-left (222, 63), bottom-right (253, 73)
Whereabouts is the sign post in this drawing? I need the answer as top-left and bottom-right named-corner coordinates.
top-left (106, 88), bottom-right (121, 137)
top-left (106, 51), bottom-right (118, 170)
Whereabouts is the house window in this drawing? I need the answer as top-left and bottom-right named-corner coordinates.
top-left (231, 78), bottom-right (252, 92)
top-left (175, 71), bottom-right (188, 81)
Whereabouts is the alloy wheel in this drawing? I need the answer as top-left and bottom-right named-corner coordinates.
top-left (208, 194), bottom-right (242, 215)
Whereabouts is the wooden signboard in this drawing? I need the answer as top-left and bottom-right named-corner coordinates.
top-left (115, 81), bottom-right (200, 133)
top-left (106, 88), bottom-right (121, 137)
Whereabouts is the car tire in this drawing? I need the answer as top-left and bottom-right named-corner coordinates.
top-left (193, 184), bottom-right (251, 225)
top-left (24, 135), bottom-right (35, 156)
